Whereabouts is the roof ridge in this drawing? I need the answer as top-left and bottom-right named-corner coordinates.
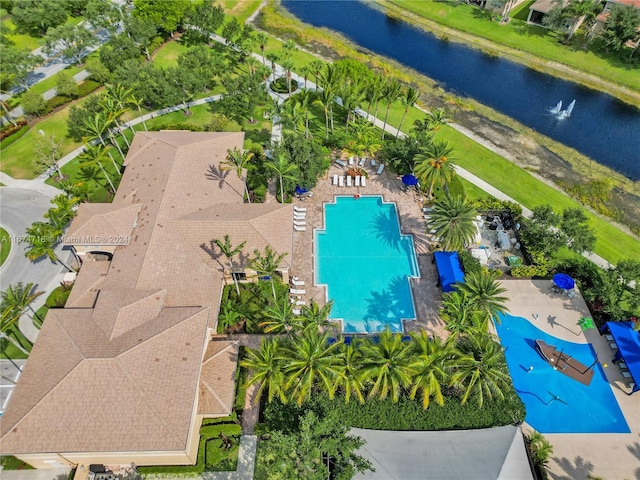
top-left (203, 341), bottom-right (239, 365)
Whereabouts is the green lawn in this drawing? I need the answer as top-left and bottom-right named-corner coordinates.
top-left (384, 0), bottom-right (640, 91)
top-left (0, 227), bottom-right (10, 267)
top-left (0, 325), bottom-right (31, 359)
top-left (0, 17), bottom-right (42, 51)
top-left (152, 40), bottom-right (192, 69)
top-left (224, 0), bottom-right (263, 24)
top-left (8, 65), bottom-right (84, 109)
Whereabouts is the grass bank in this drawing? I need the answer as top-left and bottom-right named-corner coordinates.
top-left (0, 227), bottom-right (10, 267)
top-left (380, 0), bottom-right (640, 105)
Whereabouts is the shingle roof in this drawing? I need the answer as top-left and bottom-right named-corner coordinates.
top-left (64, 203), bottom-right (142, 246)
top-left (0, 132), bottom-right (292, 457)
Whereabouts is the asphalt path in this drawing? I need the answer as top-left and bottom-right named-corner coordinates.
top-left (0, 188), bottom-right (71, 342)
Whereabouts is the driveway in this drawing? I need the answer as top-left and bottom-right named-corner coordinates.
top-left (0, 188), bottom-right (71, 342)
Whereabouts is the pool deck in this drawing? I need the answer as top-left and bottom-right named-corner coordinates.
top-left (501, 279), bottom-right (640, 480)
top-left (289, 161), bottom-right (448, 339)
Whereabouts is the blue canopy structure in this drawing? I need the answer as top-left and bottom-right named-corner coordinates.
top-left (602, 321), bottom-right (640, 394)
top-left (295, 185), bottom-right (308, 195)
top-left (553, 273), bottom-right (575, 290)
top-left (434, 251), bottom-right (465, 293)
top-left (402, 174), bottom-right (419, 186)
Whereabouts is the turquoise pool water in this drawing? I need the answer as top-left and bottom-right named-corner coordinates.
top-left (495, 313), bottom-right (629, 434)
top-left (315, 196), bottom-right (419, 333)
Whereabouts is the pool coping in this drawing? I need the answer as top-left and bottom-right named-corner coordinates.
top-left (313, 194), bottom-right (421, 334)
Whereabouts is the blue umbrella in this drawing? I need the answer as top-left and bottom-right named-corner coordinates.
top-left (295, 185), bottom-right (308, 195)
top-left (402, 174), bottom-right (419, 186)
top-left (553, 273), bottom-right (575, 290)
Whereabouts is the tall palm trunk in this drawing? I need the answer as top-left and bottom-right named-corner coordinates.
top-left (324, 106), bottom-right (330, 139)
top-left (98, 162), bottom-right (117, 193)
top-left (0, 332), bottom-right (30, 355)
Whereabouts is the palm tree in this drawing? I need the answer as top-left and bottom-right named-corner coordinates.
top-left (309, 60), bottom-right (324, 88)
top-left (221, 147), bottom-right (254, 203)
top-left (360, 329), bottom-right (413, 402)
top-left (99, 97), bottom-right (128, 160)
top-left (300, 300), bottom-right (334, 333)
top-left (82, 113), bottom-right (121, 171)
top-left (105, 84), bottom-right (133, 144)
top-left (265, 153), bottom-right (299, 203)
top-left (527, 431), bottom-right (554, 471)
top-left (24, 222), bottom-right (72, 271)
top-left (364, 77), bottom-right (384, 119)
top-left (246, 55), bottom-right (260, 77)
top-left (212, 234), bottom-right (247, 295)
top-left (299, 65), bottom-right (311, 90)
top-left (260, 294), bottom-right (301, 334)
top-left (315, 85), bottom-right (337, 139)
top-left (281, 59), bottom-right (295, 95)
top-left (408, 332), bottom-right (454, 408)
top-left (440, 291), bottom-right (488, 338)
top-left (127, 93), bottom-right (148, 131)
top-left (79, 144), bottom-right (118, 193)
top-left (240, 338), bottom-right (288, 404)
top-left (335, 342), bottom-right (366, 404)
top-left (293, 88), bottom-right (315, 138)
top-left (339, 79), bottom-right (365, 127)
top-left (380, 80), bottom-right (402, 139)
top-left (266, 52), bottom-right (279, 83)
top-left (396, 87), bottom-right (420, 138)
top-left (256, 32), bottom-right (269, 66)
top-left (563, 0), bottom-right (599, 40)
top-left (451, 334), bottom-right (512, 408)
top-left (423, 108), bottom-right (452, 132)
top-left (428, 195), bottom-right (477, 251)
top-left (456, 270), bottom-right (508, 324)
top-left (282, 330), bottom-right (344, 405)
top-left (250, 245), bottom-right (288, 301)
top-left (0, 306), bottom-right (31, 355)
top-left (413, 139), bottom-right (456, 199)
top-left (1, 283), bottom-right (44, 328)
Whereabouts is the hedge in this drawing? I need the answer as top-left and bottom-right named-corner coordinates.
top-left (263, 389), bottom-right (526, 433)
top-left (77, 79), bottom-right (102, 97)
top-left (0, 123), bottom-right (30, 148)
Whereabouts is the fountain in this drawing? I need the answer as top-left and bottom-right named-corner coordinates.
top-left (549, 100), bottom-right (562, 115)
top-left (558, 99), bottom-right (576, 119)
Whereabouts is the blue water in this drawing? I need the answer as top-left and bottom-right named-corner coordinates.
top-left (283, 0), bottom-right (640, 180)
top-left (495, 313), bottom-right (629, 433)
top-left (315, 196), bottom-right (419, 333)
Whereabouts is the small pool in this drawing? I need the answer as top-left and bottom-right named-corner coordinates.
top-left (495, 313), bottom-right (629, 434)
top-left (315, 196), bottom-right (419, 333)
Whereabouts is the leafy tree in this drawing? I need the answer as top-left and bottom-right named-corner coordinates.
top-left (251, 246), bottom-right (288, 301)
top-left (33, 134), bottom-right (63, 180)
top-left (272, 133), bottom-right (331, 189)
top-left (428, 195), bottom-right (476, 251)
top-left (21, 89), bottom-right (45, 117)
top-left (440, 291), bottom-right (488, 337)
top-left (415, 108), bottom-right (453, 134)
top-left (451, 334), bottom-right (512, 407)
top-left (1, 283), bottom-right (44, 328)
top-left (211, 234), bottom-right (247, 295)
top-left (585, 259), bottom-right (640, 319)
top-left (240, 337), bottom-right (288, 403)
top-left (360, 329), bottom-right (413, 402)
top-left (133, 0), bottom-right (190, 38)
top-left (221, 17), bottom-right (242, 48)
top-left (299, 300), bottom-right (334, 333)
top-left (218, 72), bottom-right (265, 124)
top-left (414, 139), bottom-right (456, 199)
top-left (85, 0), bottom-right (123, 32)
top-left (601, 4), bottom-right (640, 51)
top-left (12, 0), bottom-right (68, 36)
top-left (55, 71), bottom-right (79, 98)
top-left (182, 1), bottom-right (224, 45)
top-left (379, 134), bottom-right (428, 176)
top-left (265, 153), bottom-right (299, 203)
top-left (43, 24), bottom-right (95, 65)
top-left (282, 330), bottom-right (344, 405)
top-left (175, 46), bottom-right (220, 97)
top-left (560, 208), bottom-right (596, 253)
top-left (100, 35), bottom-right (142, 72)
top-left (260, 294), bottom-right (301, 334)
top-left (0, 44), bottom-right (40, 90)
top-left (456, 270), bottom-right (508, 323)
top-left (255, 410), bottom-right (372, 480)
top-left (380, 79), bottom-right (402, 139)
top-left (66, 94), bottom-right (102, 142)
top-left (123, 14), bottom-right (158, 61)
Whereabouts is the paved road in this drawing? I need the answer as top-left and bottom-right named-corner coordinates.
top-left (0, 188), bottom-right (72, 342)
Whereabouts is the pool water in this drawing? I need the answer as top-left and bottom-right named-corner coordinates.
top-left (495, 313), bottom-right (630, 434)
top-left (315, 196), bottom-right (419, 333)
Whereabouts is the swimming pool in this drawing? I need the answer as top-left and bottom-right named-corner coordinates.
top-left (495, 313), bottom-right (629, 434)
top-left (315, 196), bottom-right (419, 333)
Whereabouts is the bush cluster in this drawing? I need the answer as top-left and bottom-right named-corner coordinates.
top-left (510, 265), bottom-right (550, 278)
top-left (0, 122), bottom-right (29, 147)
top-left (270, 77), bottom-right (298, 94)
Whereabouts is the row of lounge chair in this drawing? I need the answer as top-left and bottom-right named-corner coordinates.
top-left (293, 206), bottom-right (306, 232)
top-left (332, 174), bottom-right (367, 187)
top-left (335, 158), bottom-right (385, 175)
top-left (290, 276), bottom-right (306, 315)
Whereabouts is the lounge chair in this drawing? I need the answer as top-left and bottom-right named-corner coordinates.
top-left (290, 288), bottom-right (306, 295)
top-left (619, 361), bottom-right (629, 370)
top-left (376, 163), bottom-right (385, 175)
top-left (622, 371), bottom-right (632, 378)
top-left (293, 225), bottom-right (306, 232)
top-left (609, 342), bottom-right (618, 350)
top-left (359, 157), bottom-right (367, 166)
top-left (338, 175), bottom-right (344, 187)
top-left (293, 220), bottom-right (306, 226)
top-left (293, 212), bottom-right (306, 219)
top-left (292, 299), bottom-right (306, 306)
top-left (346, 175), bottom-right (352, 187)
top-left (348, 156), bottom-right (354, 165)
top-left (335, 159), bottom-right (346, 167)
top-left (294, 206), bottom-right (306, 212)
top-left (332, 174), bottom-right (339, 186)
top-left (567, 290), bottom-right (576, 299)
top-left (361, 176), bottom-right (366, 187)
top-left (371, 159), bottom-right (377, 167)
top-left (355, 175), bottom-right (361, 187)
top-left (604, 334), bottom-right (614, 341)
top-left (423, 207), bottom-right (434, 213)
top-left (291, 278), bottom-right (305, 286)
top-left (293, 308), bottom-right (302, 315)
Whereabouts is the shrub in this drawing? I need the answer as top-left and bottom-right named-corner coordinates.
top-left (45, 286), bottom-right (72, 308)
top-left (44, 95), bottom-right (72, 113)
top-left (0, 122), bottom-right (29, 147)
top-left (510, 265), bottom-right (549, 278)
top-left (475, 198), bottom-right (523, 219)
top-left (21, 90), bottom-right (46, 117)
top-left (77, 79), bottom-right (102, 97)
top-left (56, 72), bottom-right (79, 98)
top-left (148, 36), bottom-right (166, 55)
top-left (458, 249), bottom-right (483, 275)
top-left (270, 77), bottom-right (298, 94)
